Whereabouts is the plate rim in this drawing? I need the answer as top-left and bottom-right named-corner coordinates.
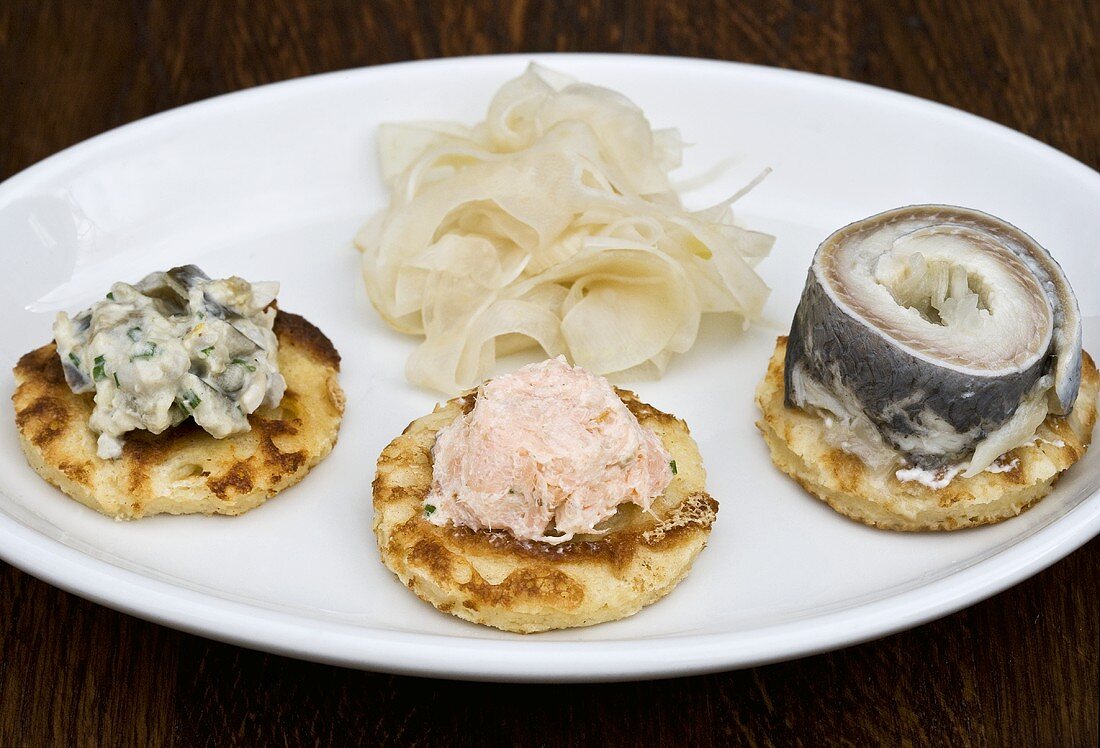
top-left (1, 52), bottom-right (1098, 682)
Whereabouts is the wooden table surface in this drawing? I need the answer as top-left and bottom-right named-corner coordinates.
top-left (1, 1), bottom-right (1097, 745)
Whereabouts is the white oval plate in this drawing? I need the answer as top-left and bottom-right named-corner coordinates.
top-left (1, 54), bottom-right (1098, 683)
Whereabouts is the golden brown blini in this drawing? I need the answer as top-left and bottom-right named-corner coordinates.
top-left (12, 312), bottom-right (345, 519)
top-left (372, 390), bottom-right (717, 633)
top-left (756, 336), bottom-right (1098, 531)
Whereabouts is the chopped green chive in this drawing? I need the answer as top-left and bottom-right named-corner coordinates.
top-left (201, 346), bottom-right (215, 356)
top-left (126, 326), bottom-right (142, 341)
top-left (113, 372), bottom-right (120, 387)
top-left (92, 355), bottom-right (106, 381)
top-left (177, 389), bottom-right (201, 411)
top-left (424, 504), bottom-right (436, 516)
top-left (669, 460), bottom-right (678, 475)
top-left (106, 292), bottom-right (115, 300)
top-left (131, 341), bottom-right (157, 360)
top-left (68, 352), bottom-right (80, 368)
top-left (231, 357), bottom-right (256, 372)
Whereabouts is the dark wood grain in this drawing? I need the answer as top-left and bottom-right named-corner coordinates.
top-left (1, 1), bottom-right (1098, 745)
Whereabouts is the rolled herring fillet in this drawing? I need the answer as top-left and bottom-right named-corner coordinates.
top-left (784, 205), bottom-right (1082, 476)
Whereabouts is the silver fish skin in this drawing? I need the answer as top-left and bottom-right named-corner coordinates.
top-left (784, 205), bottom-right (1082, 471)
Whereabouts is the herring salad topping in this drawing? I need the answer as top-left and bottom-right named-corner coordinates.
top-left (53, 265), bottom-right (286, 459)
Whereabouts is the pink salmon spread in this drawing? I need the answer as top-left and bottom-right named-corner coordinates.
top-left (425, 357), bottom-right (673, 543)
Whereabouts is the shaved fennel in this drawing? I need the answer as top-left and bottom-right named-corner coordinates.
top-left (356, 64), bottom-right (774, 394)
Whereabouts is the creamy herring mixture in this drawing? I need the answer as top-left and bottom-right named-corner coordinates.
top-left (53, 265), bottom-right (286, 459)
top-left (425, 357), bottom-right (674, 544)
